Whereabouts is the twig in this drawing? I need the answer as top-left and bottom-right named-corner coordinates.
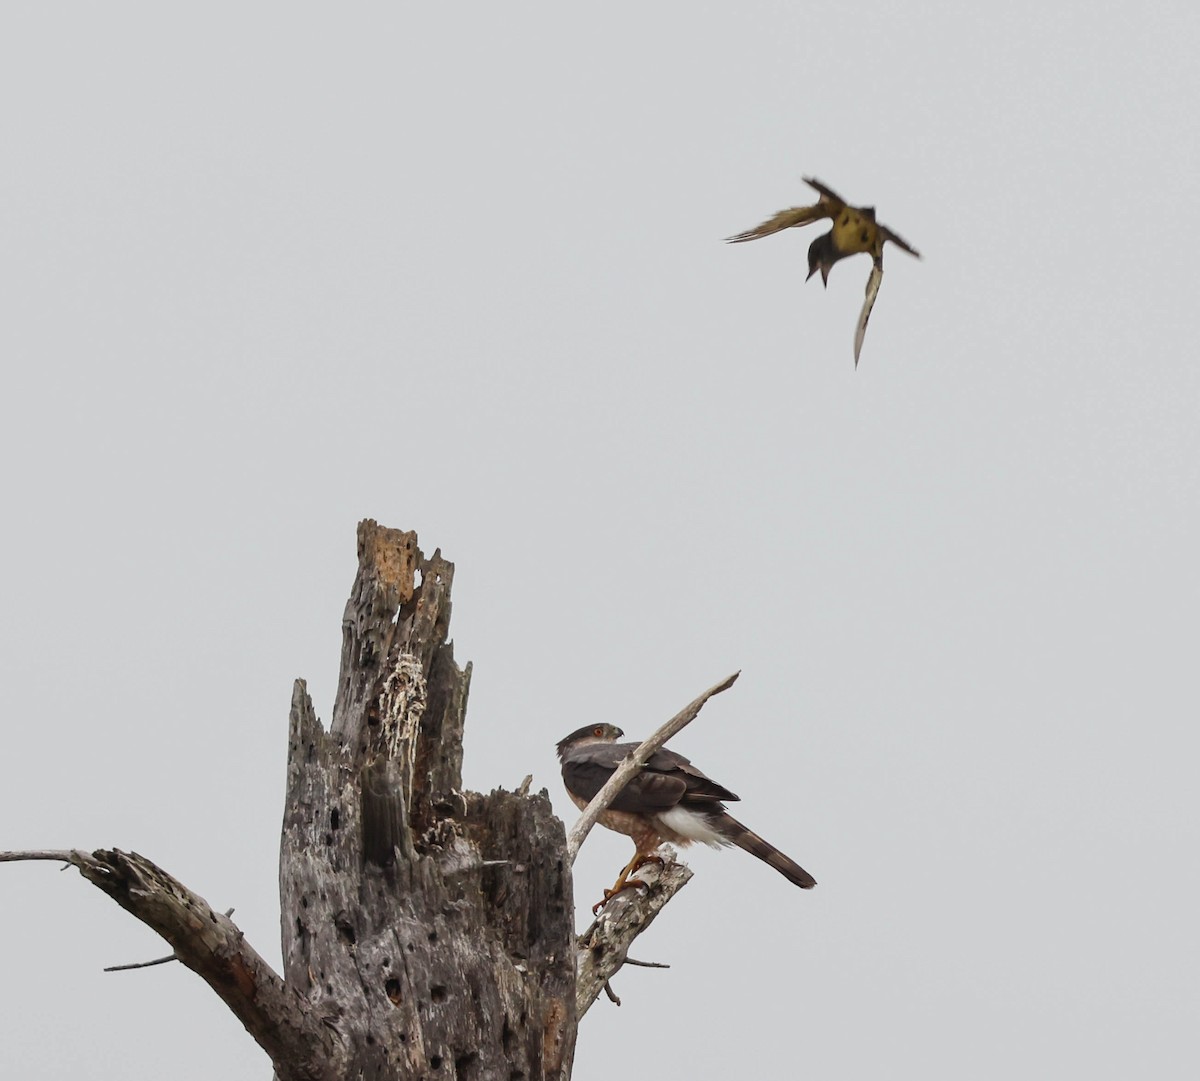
top-left (602, 982), bottom-right (621, 1006)
top-left (104, 954), bottom-right (178, 972)
top-left (622, 957), bottom-right (669, 969)
top-left (565, 671), bottom-right (739, 863)
top-left (0, 850), bottom-right (76, 863)
top-left (105, 908), bottom-right (236, 972)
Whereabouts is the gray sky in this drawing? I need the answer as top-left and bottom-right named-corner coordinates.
top-left (3, 3), bottom-right (1198, 1078)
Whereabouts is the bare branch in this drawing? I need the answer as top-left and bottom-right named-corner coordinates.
top-left (104, 954), bottom-right (178, 972)
top-left (565, 670), bottom-right (740, 862)
top-left (104, 908), bottom-right (236, 972)
top-left (3, 848), bottom-right (339, 1081)
top-left (574, 851), bottom-right (693, 1018)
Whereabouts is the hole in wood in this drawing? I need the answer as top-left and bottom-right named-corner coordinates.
top-left (430, 1055), bottom-right (443, 1069)
top-left (385, 978), bottom-right (402, 1007)
top-left (430, 985), bottom-right (447, 1004)
top-left (330, 808), bottom-right (340, 830)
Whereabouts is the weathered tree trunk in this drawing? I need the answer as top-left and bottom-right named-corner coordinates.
top-left (278, 521), bottom-right (576, 1079)
top-left (3, 519), bottom-right (715, 1080)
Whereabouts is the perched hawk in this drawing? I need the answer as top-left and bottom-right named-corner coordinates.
top-left (558, 723), bottom-right (816, 911)
top-left (726, 176), bottom-right (920, 366)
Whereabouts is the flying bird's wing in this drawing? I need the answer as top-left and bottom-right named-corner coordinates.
top-left (801, 177), bottom-right (849, 205)
top-left (881, 224), bottom-right (921, 260)
top-left (854, 260), bottom-right (884, 368)
top-left (725, 178), bottom-right (851, 244)
top-left (724, 203), bottom-right (831, 244)
top-left (722, 178), bottom-right (918, 364)
top-left (853, 221), bottom-right (921, 365)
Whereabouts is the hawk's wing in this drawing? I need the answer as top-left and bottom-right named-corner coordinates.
top-left (561, 742), bottom-right (738, 813)
top-left (854, 260), bottom-right (884, 368)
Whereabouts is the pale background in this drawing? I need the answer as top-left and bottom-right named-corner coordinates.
top-left (2, 3), bottom-right (1198, 1078)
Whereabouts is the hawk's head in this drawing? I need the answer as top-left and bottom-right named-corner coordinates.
top-left (555, 723), bottom-right (624, 760)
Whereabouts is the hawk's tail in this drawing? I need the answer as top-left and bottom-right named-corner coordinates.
top-left (715, 812), bottom-right (817, 889)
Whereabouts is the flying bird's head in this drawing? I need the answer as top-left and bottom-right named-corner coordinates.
top-left (556, 723), bottom-right (624, 760)
top-left (806, 232), bottom-right (836, 287)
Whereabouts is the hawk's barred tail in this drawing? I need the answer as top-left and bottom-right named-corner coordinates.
top-left (716, 813), bottom-right (817, 889)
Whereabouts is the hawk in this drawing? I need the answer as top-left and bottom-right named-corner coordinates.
top-left (558, 723), bottom-right (816, 912)
top-left (726, 176), bottom-right (921, 366)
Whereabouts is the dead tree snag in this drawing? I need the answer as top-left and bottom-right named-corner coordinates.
top-left (3, 520), bottom-right (735, 1079)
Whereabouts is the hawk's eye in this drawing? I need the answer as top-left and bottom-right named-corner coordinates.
top-left (593, 726), bottom-right (604, 737)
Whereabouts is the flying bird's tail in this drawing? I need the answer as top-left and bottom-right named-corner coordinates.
top-left (715, 813), bottom-right (817, 889)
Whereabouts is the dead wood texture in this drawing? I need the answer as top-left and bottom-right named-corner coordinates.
top-left (3, 519), bottom-right (723, 1080)
top-left (1, 847), bottom-right (338, 1081)
top-left (277, 521), bottom-right (576, 1079)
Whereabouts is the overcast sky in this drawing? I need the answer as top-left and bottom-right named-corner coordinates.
top-left (3, 3), bottom-right (1198, 1079)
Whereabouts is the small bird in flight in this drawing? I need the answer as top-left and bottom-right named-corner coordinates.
top-left (726, 177), bottom-right (921, 366)
top-left (558, 723), bottom-right (816, 913)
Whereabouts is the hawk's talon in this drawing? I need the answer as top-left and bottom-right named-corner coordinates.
top-left (591, 875), bottom-right (652, 915)
top-left (630, 854), bottom-right (665, 873)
